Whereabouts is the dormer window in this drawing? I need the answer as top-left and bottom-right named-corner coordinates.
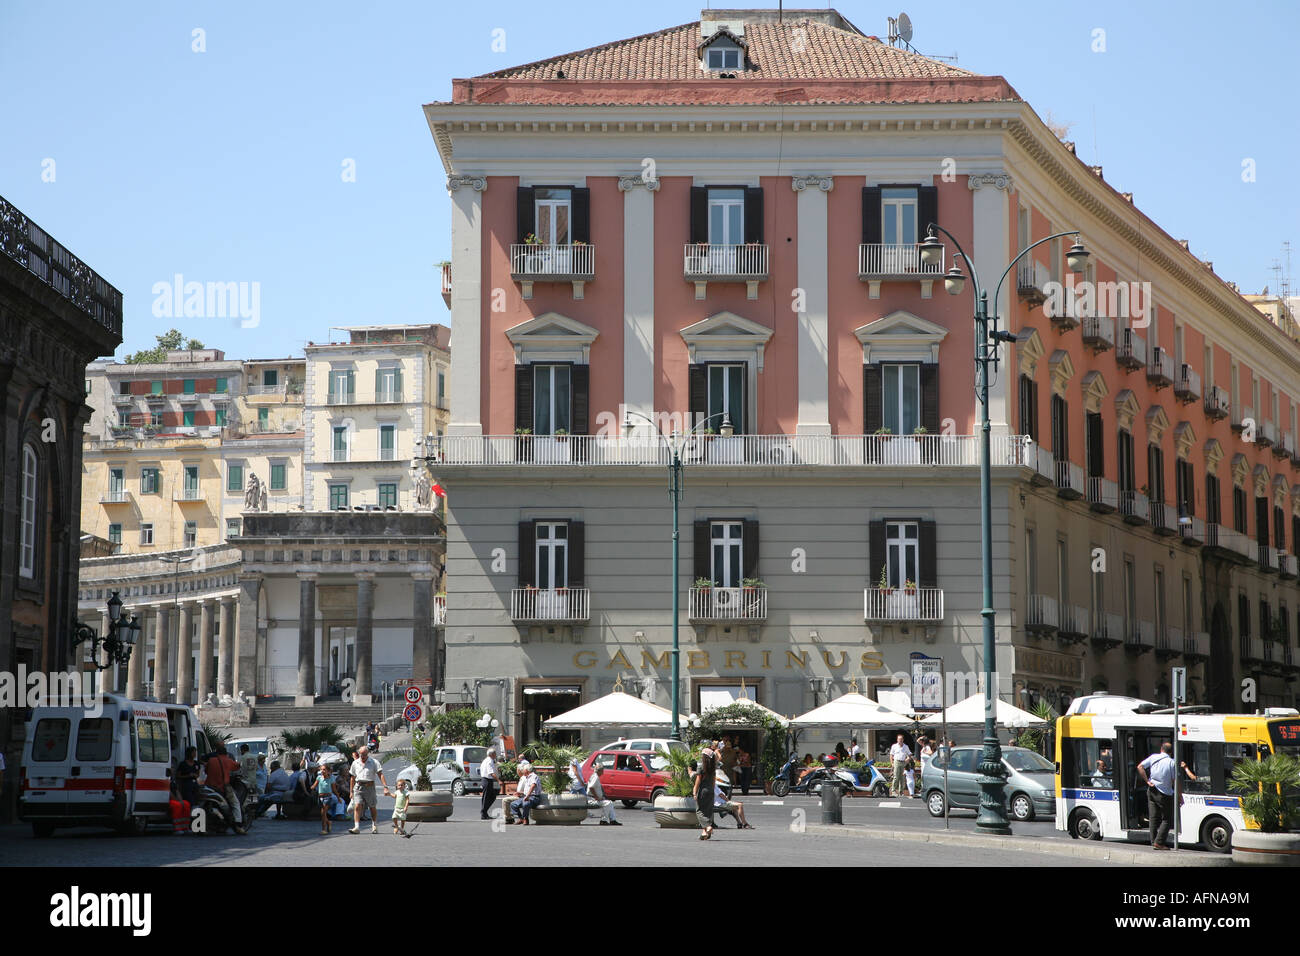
top-left (707, 45), bottom-right (741, 70)
top-left (698, 27), bottom-right (747, 72)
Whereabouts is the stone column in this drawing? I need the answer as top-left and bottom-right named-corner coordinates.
top-left (98, 611), bottom-right (112, 688)
top-left (446, 174), bottom-right (486, 437)
top-left (176, 602), bottom-right (194, 705)
top-left (969, 171), bottom-right (1014, 432)
top-left (153, 605), bottom-right (172, 702)
top-left (127, 608), bottom-right (149, 699)
top-left (793, 175), bottom-right (833, 436)
top-left (411, 571), bottom-right (434, 685)
top-left (620, 173), bottom-right (657, 428)
top-left (296, 573), bottom-right (317, 705)
top-left (217, 597), bottom-right (235, 698)
top-left (197, 600), bottom-right (215, 703)
top-left (236, 574), bottom-right (261, 700)
top-left (354, 572), bottom-right (375, 706)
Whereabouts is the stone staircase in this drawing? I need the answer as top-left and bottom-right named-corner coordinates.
top-left (249, 698), bottom-right (400, 728)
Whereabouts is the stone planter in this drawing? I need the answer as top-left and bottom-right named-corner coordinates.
top-left (654, 795), bottom-right (699, 828)
top-left (1231, 829), bottom-right (1300, 865)
top-left (532, 792), bottom-right (589, 826)
top-left (406, 789), bottom-right (454, 823)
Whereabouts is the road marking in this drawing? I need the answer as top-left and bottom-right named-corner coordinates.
top-left (761, 800), bottom-right (784, 806)
top-left (878, 801), bottom-right (901, 807)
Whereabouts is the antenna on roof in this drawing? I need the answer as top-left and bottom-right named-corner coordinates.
top-left (888, 12), bottom-right (915, 51)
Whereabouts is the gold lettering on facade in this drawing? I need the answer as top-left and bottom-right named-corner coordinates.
top-left (860, 652), bottom-right (884, 670)
top-left (761, 650), bottom-right (771, 668)
top-left (641, 650), bottom-right (671, 669)
top-left (607, 649), bottom-right (632, 670)
top-left (688, 651), bottom-right (710, 669)
top-left (822, 650), bottom-right (848, 668)
top-left (725, 650), bottom-right (746, 669)
top-left (574, 651), bottom-right (597, 669)
top-left (785, 650), bottom-right (808, 669)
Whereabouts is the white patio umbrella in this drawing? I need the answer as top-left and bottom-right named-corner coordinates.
top-left (702, 694), bottom-right (790, 727)
top-left (919, 693), bottom-right (1048, 728)
top-left (790, 692), bottom-right (915, 728)
top-left (542, 687), bottom-right (676, 731)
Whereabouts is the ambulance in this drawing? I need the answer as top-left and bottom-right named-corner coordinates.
top-left (18, 695), bottom-right (215, 837)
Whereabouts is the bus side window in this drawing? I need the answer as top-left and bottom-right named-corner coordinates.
top-left (1221, 743), bottom-right (1256, 790)
top-left (1066, 739), bottom-right (1115, 790)
top-left (1181, 742), bottom-right (1211, 793)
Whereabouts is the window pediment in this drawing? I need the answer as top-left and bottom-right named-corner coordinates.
top-left (1145, 405), bottom-right (1170, 445)
top-left (681, 311), bottom-right (774, 370)
top-left (1231, 453), bottom-right (1249, 488)
top-left (1014, 328), bottom-right (1044, 377)
top-left (506, 312), bottom-right (599, 364)
top-left (1047, 349), bottom-right (1074, 397)
top-left (1253, 463), bottom-right (1271, 497)
top-left (854, 310), bottom-right (948, 364)
top-left (1114, 389), bottom-right (1140, 431)
top-left (1081, 371), bottom-right (1108, 413)
top-left (1273, 474), bottom-right (1290, 505)
top-left (1203, 437), bottom-right (1223, 474)
top-left (1173, 422), bottom-right (1196, 461)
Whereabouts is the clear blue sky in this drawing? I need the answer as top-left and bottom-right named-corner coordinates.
top-left (2, 1), bottom-right (1296, 360)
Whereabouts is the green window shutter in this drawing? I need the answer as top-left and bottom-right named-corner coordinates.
top-left (183, 410), bottom-right (195, 427)
top-left (228, 464), bottom-right (243, 492)
top-left (375, 367), bottom-right (382, 398)
top-left (215, 409), bottom-right (226, 427)
top-left (258, 407), bottom-right (269, 426)
top-left (215, 377), bottom-right (227, 393)
top-left (394, 367), bottom-right (402, 397)
top-left (151, 381), bottom-right (162, 394)
top-left (184, 379), bottom-right (195, 394)
top-left (271, 463), bottom-right (285, 490)
top-left (347, 370), bottom-right (355, 397)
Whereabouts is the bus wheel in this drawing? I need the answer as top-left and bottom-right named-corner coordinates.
top-left (32, 822), bottom-right (54, 839)
top-left (1200, 816), bottom-right (1232, 853)
top-left (1069, 808), bottom-right (1102, 841)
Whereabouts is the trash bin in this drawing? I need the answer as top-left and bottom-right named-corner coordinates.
top-left (820, 778), bottom-right (844, 825)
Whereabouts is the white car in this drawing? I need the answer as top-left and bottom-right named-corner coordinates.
top-left (597, 737), bottom-right (688, 755)
top-left (423, 744), bottom-right (489, 795)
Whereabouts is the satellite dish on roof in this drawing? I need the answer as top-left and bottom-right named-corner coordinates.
top-left (898, 12), bottom-right (913, 44)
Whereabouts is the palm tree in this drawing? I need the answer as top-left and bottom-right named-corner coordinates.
top-left (382, 729), bottom-right (443, 791)
top-left (656, 745), bottom-right (701, 798)
top-left (1229, 753), bottom-right (1300, 832)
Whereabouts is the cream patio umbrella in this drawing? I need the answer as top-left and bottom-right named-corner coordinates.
top-left (919, 692), bottom-right (1048, 728)
top-left (541, 684), bottom-right (677, 731)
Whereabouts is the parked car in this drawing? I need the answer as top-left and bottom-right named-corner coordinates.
top-left (580, 750), bottom-right (672, 807)
top-left (598, 737), bottom-right (688, 755)
top-left (424, 744), bottom-right (488, 795)
top-left (921, 745), bottom-right (1056, 821)
top-left (225, 736), bottom-right (280, 763)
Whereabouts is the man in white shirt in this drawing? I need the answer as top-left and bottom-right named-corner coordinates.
top-left (848, 738), bottom-right (862, 760)
top-left (348, 746), bottom-right (391, 835)
top-left (256, 761), bottom-right (293, 818)
top-left (889, 734), bottom-right (913, 797)
top-left (480, 747), bottom-right (500, 820)
top-left (508, 760), bottom-right (541, 825)
top-left (1137, 742), bottom-right (1177, 850)
top-left (586, 764), bottom-right (621, 826)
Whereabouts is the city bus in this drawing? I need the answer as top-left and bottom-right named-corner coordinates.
top-left (1054, 696), bottom-right (1300, 852)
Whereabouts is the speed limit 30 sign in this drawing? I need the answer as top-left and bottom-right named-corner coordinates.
top-left (404, 686), bottom-right (423, 705)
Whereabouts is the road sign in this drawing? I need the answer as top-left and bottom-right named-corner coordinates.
top-left (404, 686), bottom-right (423, 705)
top-left (1171, 667), bottom-right (1187, 703)
top-left (403, 703), bottom-right (424, 723)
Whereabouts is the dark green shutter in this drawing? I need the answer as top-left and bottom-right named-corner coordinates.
top-left (868, 521), bottom-right (886, 585)
top-left (516, 186), bottom-right (535, 243)
top-left (690, 187), bottom-right (708, 244)
top-left (571, 188), bottom-right (590, 244)
top-left (694, 520), bottom-right (711, 582)
top-left (742, 519), bottom-right (760, 579)
top-left (515, 366), bottom-right (533, 432)
top-left (518, 521), bottom-right (535, 587)
top-left (917, 185), bottom-right (938, 238)
top-left (570, 364), bottom-right (589, 435)
top-left (743, 187), bottom-right (764, 244)
top-left (919, 521), bottom-right (938, 589)
top-left (864, 365), bottom-right (882, 433)
top-left (862, 187), bottom-right (882, 245)
top-left (921, 364), bottom-right (940, 435)
top-left (689, 365), bottom-right (707, 430)
top-left (567, 521), bottom-right (585, 588)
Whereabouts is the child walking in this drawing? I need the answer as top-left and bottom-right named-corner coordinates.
top-left (317, 764), bottom-right (335, 834)
top-left (392, 778), bottom-right (411, 836)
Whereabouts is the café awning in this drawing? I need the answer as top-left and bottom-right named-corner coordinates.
top-left (790, 692), bottom-right (914, 728)
top-left (919, 693), bottom-right (1048, 728)
top-left (541, 688), bottom-right (675, 730)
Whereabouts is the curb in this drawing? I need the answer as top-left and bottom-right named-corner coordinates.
top-left (805, 824), bottom-right (1234, 866)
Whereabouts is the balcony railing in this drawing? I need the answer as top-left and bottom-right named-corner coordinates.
top-left (1116, 329), bottom-right (1147, 370)
top-left (1146, 346), bottom-right (1175, 388)
top-left (174, 488), bottom-right (203, 502)
top-left (1260, 420), bottom-right (1278, 448)
top-left (1174, 365), bottom-right (1201, 403)
top-left (1204, 386), bottom-right (1229, 420)
top-left (1092, 611), bottom-right (1124, 646)
top-left (0, 194), bottom-right (123, 337)
top-left (1259, 544), bottom-right (1280, 573)
top-left (1178, 514), bottom-right (1205, 546)
top-left (684, 243), bottom-right (769, 280)
top-left (1281, 552), bottom-right (1298, 579)
top-left (510, 243), bottom-right (595, 280)
top-left (1279, 432), bottom-right (1296, 461)
top-left (1155, 625), bottom-right (1182, 657)
top-left (1026, 594), bottom-right (1060, 633)
top-left (375, 389), bottom-right (402, 405)
top-left (434, 595), bottom-right (446, 627)
top-left (1055, 459), bottom-right (1085, 499)
top-left (1008, 257), bottom-right (1050, 306)
top-left (863, 587), bottom-right (944, 622)
top-left (1204, 523), bottom-right (1256, 562)
top-left (1232, 404), bottom-right (1254, 434)
top-left (1087, 476), bottom-right (1118, 513)
top-left (1120, 489), bottom-right (1150, 524)
top-left (1149, 501), bottom-right (1177, 536)
top-left (1028, 442), bottom-right (1055, 484)
top-left (327, 391), bottom-right (355, 405)
top-left (858, 243), bottom-right (944, 280)
top-left (689, 586), bottom-right (768, 622)
top-left (1184, 630), bottom-right (1209, 659)
top-left (433, 433), bottom-right (1034, 468)
top-left (440, 262), bottom-right (452, 297)
top-left (1125, 619), bottom-right (1155, 652)
top-left (1081, 315), bottom-right (1115, 351)
top-left (332, 449), bottom-right (350, 463)
top-left (1242, 637), bottom-right (1265, 663)
top-left (1059, 604), bottom-right (1090, 640)
top-left (245, 384), bottom-right (286, 396)
top-left (100, 489), bottom-right (130, 503)
top-left (111, 393), bottom-right (135, 405)
top-left (145, 392), bottom-right (166, 404)
top-left (510, 587), bottom-right (590, 623)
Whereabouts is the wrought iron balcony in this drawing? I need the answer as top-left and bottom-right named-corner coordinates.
top-left (1125, 619), bottom-right (1155, 653)
top-left (1120, 489), bottom-right (1149, 525)
top-left (1015, 259), bottom-right (1051, 309)
top-left (1149, 501), bottom-right (1177, 536)
top-left (1281, 552), bottom-right (1298, 580)
top-left (1174, 365), bottom-right (1201, 404)
top-left (863, 587), bottom-right (943, 623)
top-left (1146, 346), bottom-right (1175, 388)
top-left (858, 243), bottom-right (943, 281)
top-left (685, 243), bottom-right (768, 299)
top-left (689, 585), bottom-right (768, 622)
top-left (100, 489), bottom-right (130, 504)
top-left (1184, 630), bottom-right (1210, 660)
top-left (327, 391), bottom-right (355, 405)
top-left (1091, 611), bottom-right (1124, 648)
top-left (1259, 420), bottom-right (1278, 449)
top-left (1231, 404), bottom-right (1253, 434)
top-left (1028, 442), bottom-right (1055, 485)
top-left (1116, 329), bottom-right (1146, 370)
top-left (1204, 523), bottom-right (1256, 563)
top-left (1059, 604), bottom-right (1090, 642)
top-left (1242, 637), bottom-right (1266, 664)
top-left (111, 393), bottom-right (135, 405)
top-left (1081, 315), bottom-right (1115, 351)
top-left (510, 243), bottom-right (595, 299)
top-left (1259, 544), bottom-right (1280, 573)
top-left (1026, 594), bottom-right (1060, 634)
top-left (1088, 476), bottom-right (1118, 513)
top-left (510, 587), bottom-right (590, 623)
top-left (1055, 459), bottom-right (1085, 499)
top-left (1155, 625), bottom-right (1183, 658)
top-left (1204, 386), bottom-right (1229, 420)
top-left (1178, 514), bottom-right (1204, 546)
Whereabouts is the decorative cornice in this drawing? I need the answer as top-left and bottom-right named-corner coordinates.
top-left (968, 172), bottom-right (1012, 191)
top-left (446, 175), bottom-right (487, 193)
top-left (618, 175), bottom-right (660, 192)
top-left (791, 175), bottom-right (834, 192)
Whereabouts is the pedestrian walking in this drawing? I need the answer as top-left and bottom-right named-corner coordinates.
top-left (317, 763), bottom-right (335, 834)
top-left (889, 734), bottom-right (912, 797)
top-left (480, 746), bottom-right (501, 820)
top-left (1137, 742), bottom-right (1177, 850)
top-left (694, 743), bottom-right (717, 840)
top-left (586, 763), bottom-right (621, 825)
top-left (348, 745), bottom-right (391, 835)
top-left (507, 760), bottom-right (541, 824)
top-left (391, 778), bottom-right (411, 836)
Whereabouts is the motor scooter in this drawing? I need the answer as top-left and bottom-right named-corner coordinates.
top-left (198, 775), bottom-right (255, 835)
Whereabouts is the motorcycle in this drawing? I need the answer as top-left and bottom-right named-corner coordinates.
top-left (821, 759), bottom-right (889, 797)
top-left (198, 774), bottom-right (256, 835)
top-left (770, 754), bottom-right (834, 797)
top-left (770, 754), bottom-right (889, 797)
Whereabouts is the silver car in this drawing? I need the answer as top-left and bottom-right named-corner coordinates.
top-left (922, 745), bottom-right (1056, 821)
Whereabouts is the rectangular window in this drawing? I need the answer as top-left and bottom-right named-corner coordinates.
top-left (377, 367), bottom-right (400, 403)
top-left (329, 484), bottom-right (349, 510)
top-left (1057, 538), bottom-right (1069, 603)
top-left (1183, 577), bottom-right (1194, 632)
top-left (1176, 460), bottom-right (1195, 516)
top-left (1239, 593), bottom-right (1251, 639)
top-left (1124, 558), bottom-right (1137, 629)
top-left (1050, 395), bottom-right (1068, 459)
top-left (707, 188), bottom-right (745, 246)
top-left (183, 379), bottom-right (195, 395)
top-left (1234, 486), bottom-right (1248, 534)
top-left (710, 520), bottom-right (743, 588)
top-left (270, 462), bottom-right (286, 490)
top-left (882, 363), bottom-right (920, 435)
top-left (183, 465), bottom-right (199, 497)
top-left (1154, 568), bottom-right (1166, 639)
top-left (140, 468), bottom-right (159, 494)
top-left (109, 468), bottom-right (124, 496)
top-left (140, 523), bottom-right (154, 546)
top-left (136, 719), bottom-right (170, 763)
top-left (379, 425), bottom-right (396, 461)
top-left (31, 719), bottom-right (70, 762)
top-left (117, 410), bottom-right (131, 427)
top-left (1026, 527), bottom-right (1038, 595)
top-left (258, 407), bottom-right (269, 429)
top-left (183, 522), bottom-right (197, 548)
top-left (76, 718), bottom-right (114, 762)
top-left (707, 363), bottom-right (746, 435)
top-left (215, 409), bottom-right (226, 427)
top-left (215, 377), bottom-right (227, 394)
top-left (329, 369), bottom-right (354, 403)
top-left (1085, 411), bottom-right (1104, 478)
top-left (378, 483), bottom-right (398, 509)
top-left (226, 518), bottom-right (240, 539)
top-left (882, 187), bottom-right (919, 247)
top-left (706, 45), bottom-right (740, 69)
top-left (150, 412), bottom-right (162, 426)
top-left (227, 463), bottom-right (243, 492)
top-left (437, 371), bottom-right (446, 404)
top-left (118, 381), bottom-right (131, 396)
top-left (536, 521), bottom-right (569, 589)
top-left (108, 524), bottom-right (122, 545)
top-left (1147, 444), bottom-right (1165, 503)
top-left (1117, 430), bottom-right (1136, 493)
top-left (1090, 544), bottom-right (1105, 626)
top-left (150, 381), bottom-right (162, 395)
top-left (333, 426), bottom-right (348, 462)
top-left (262, 369), bottom-right (279, 387)
top-left (534, 187), bottom-right (572, 245)
top-left (183, 410), bottom-right (195, 427)
top-left (533, 364), bottom-right (571, 436)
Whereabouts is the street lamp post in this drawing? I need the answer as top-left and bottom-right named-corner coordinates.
top-left (919, 223), bottom-right (1089, 834)
top-left (73, 591), bottom-right (143, 690)
top-left (624, 410), bottom-right (733, 740)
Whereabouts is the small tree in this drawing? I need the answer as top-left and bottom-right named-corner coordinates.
top-left (656, 745), bottom-right (701, 798)
top-left (1012, 700), bottom-right (1058, 756)
top-left (279, 724), bottom-right (345, 752)
top-left (123, 328), bottom-right (205, 364)
top-left (1229, 753), bottom-right (1300, 833)
top-left (383, 729), bottom-right (444, 791)
top-left (426, 707), bottom-right (495, 746)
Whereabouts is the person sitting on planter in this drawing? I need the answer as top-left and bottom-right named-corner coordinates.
top-left (507, 760), bottom-right (542, 825)
top-left (714, 782), bottom-right (755, 830)
top-left (586, 764), bottom-right (621, 826)
top-left (567, 758), bottom-right (587, 795)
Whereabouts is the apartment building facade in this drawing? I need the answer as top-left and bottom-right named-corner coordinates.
top-left (424, 8), bottom-right (1300, 745)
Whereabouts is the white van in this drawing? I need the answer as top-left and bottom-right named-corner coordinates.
top-left (19, 695), bottom-right (214, 838)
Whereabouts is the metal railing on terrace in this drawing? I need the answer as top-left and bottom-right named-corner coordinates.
top-left (509, 243), bottom-right (595, 279)
top-left (863, 587), bottom-right (944, 622)
top-left (689, 586), bottom-right (768, 622)
top-left (683, 243), bottom-right (769, 279)
top-left (510, 587), bottom-right (590, 623)
top-left (859, 243), bottom-right (944, 279)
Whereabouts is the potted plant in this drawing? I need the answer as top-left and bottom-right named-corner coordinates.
top-left (526, 743), bottom-right (590, 825)
top-left (695, 577), bottom-right (714, 592)
top-left (904, 578), bottom-right (918, 596)
top-left (878, 565), bottom-right (892, 595)
top-left (653, 745), bottom-right (701, 828)
top-left (1229, 753), bottom-right (1300, 863)
top-left (381, 728), bottom-right (454, 822)
top-left (514, 427), bottom-right (533, 463)
top-left (554, 428), bottom-right (569, 442)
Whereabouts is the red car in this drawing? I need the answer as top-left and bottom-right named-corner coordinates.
top-left (581, 750), bottom-right (672, 807)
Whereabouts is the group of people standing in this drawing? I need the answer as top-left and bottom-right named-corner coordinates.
top-left (693, 739), bottom-right (756, 840)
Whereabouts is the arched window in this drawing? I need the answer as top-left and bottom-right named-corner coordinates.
top-left (20, 443), bottom-right (38, 577)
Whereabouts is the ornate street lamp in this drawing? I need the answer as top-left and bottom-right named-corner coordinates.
top-left (73, 590), bottom-right (142, 671)
top-left (624, 410), bottom-right (734, 740)
top-left (920, 222), bottom-right (1090, 834)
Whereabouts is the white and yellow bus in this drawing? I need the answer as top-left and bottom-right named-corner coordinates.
top-left (1055, 695), bottom-right (1300, 852)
